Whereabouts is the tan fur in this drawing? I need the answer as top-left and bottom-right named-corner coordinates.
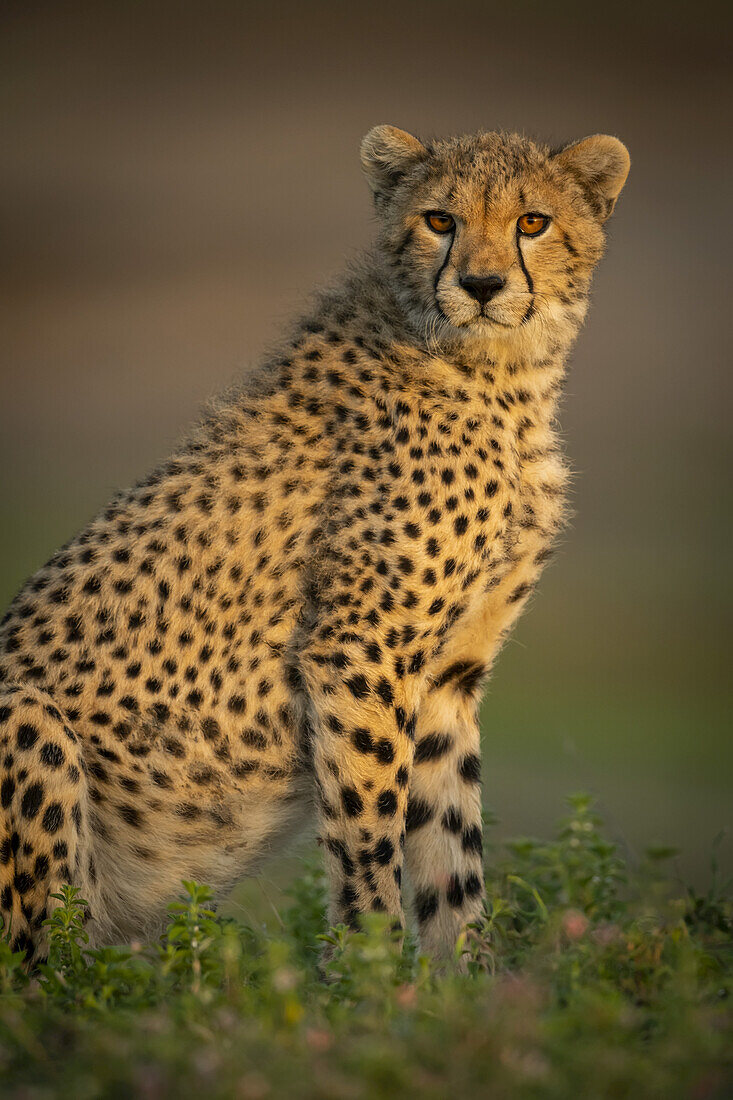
top-left (0, 126), bottom-right (628, 963)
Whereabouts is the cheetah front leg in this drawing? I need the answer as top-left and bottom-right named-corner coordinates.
top-left (302, 653), bottom-right (417, 933)
top-left (404, 662), bottom-right (486, 965)
top-left (404, 537), bottom-right (552, 964)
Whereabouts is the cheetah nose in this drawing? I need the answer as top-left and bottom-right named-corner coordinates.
top-left (459, 273), bottom-right (505, 305)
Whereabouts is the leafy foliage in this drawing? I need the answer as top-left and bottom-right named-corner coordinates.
top-left (0, 795), bottom-right (730, 1098)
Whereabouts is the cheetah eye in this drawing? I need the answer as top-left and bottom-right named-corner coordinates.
top-left (425, 211), bottom-right (455, 234)
top-left (517, 213), bottom-right (550, 237)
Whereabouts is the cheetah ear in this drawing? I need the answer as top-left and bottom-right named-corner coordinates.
top-left (360, 125), bottom-right (427, 204)
top-left (554, 135), bottom-right (630, 220)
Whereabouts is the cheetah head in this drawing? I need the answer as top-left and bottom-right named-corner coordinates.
top-left (361, 125), bottom-right (629, 356)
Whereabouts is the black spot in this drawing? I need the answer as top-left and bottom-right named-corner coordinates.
top-left (508, 582), bottom-right (532, 604)
top-left (34, 854), bottom-right (50, 879)
top-left (21, 782), bottom-right (44, 819)
top-left (464, 872), bottom-right (483, 897)
top-left (241, 728), bottom-right (268, 750)
top-left (462, 824), bottom-right (483, 854)
top-left (459, 754), bottom-right (482, 784)
top-left (202, 717), bottom-right (221, 741)
top-left (373, 837), bottom-right (394, 865)
top-left (13, 871), bottom-right (34, 895)
top-left (352, 728), bottom-right (373, 754)
top-left (377, 790), bottom-right (398, 816)
top-left (375, 739), bottom-right (394, 765)
top-left (88, 760), bottom-right (108, 783)
top-left (326, 837), bottom-right (355, 877)
top-left (414, 732), bottom-right (452, 764)
top-left (340, 883), bottom-right (358, 912)
top-left (341, 786), bottom-right (364, 817)
top-left (118, 804), bottom-right (143, 828)
top-left (446, 874), bottom-right (465, 908)
top-left (406, 798), bottom-right (433, 832)
top-left (442, 807), bottom-right (463, 833)
top-left (1, 777), bottom-right (15, 808)
top-left (415, 888), bottom-right (439, 923)
top-left (39, 743), bottom-right (65, 768)
top-left (432, 660), bottom-right (487, 696)
top-left (375, 678), bottom-right (393, 705)
top-left (408, 650), bottom-right (425, 675)
top-left (16, 723), bottom-right (39, 751)
top-left (42, 802), bottom-right (64, 834)
top-left (346, 674), bottom-right (370, 700)
top-left (176, 799), bottom-right (202, 821)
top-left (232, 761), bottom-right (259, 778)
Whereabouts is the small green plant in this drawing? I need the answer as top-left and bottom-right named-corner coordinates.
top-left (38, 885), bottom-right (154, 1010)
top-left (159, 880), bottom-right (228, 995)
top-left (43, 885), bottom-right (90, 973)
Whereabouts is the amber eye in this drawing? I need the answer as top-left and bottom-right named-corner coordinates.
top-left (425, 211), bottom-right (455, 234)
top-left (517, 213), bottom-right (549, 236)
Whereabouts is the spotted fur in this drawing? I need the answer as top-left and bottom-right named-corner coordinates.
top-left (0, 126), bottom-right (629, 964)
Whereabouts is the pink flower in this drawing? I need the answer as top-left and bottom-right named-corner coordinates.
top-left (562, 909), bottom-right (589, 940)
top-left (396, 983), bottom-right (417, 1009)
top-left (305, 1028), bottom-right (333, 1052)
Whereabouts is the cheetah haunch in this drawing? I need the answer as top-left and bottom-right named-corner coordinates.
top-left (0, 126), bottom-right (629, 964)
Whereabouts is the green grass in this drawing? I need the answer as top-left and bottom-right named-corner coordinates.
top-left (1, 795), bottom-right (731, 1098)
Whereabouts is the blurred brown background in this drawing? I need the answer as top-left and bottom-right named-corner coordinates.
top-left (1, 0), bottom-right (731, 888)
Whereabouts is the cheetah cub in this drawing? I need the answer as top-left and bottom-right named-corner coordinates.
top-left (0, 126), bottom-right (629, 964)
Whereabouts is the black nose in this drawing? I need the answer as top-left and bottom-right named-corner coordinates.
top-left (459, 273), bottom-right (506, 305)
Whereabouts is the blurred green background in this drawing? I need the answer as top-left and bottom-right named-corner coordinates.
top-left (1, 0), bottom-right (730, 897)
